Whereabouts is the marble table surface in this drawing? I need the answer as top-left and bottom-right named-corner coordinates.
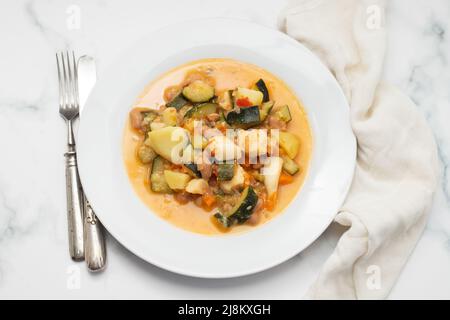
top-left (0, 0), bottom-right (449, 299)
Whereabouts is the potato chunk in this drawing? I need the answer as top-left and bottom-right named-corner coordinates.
top-left (163, 170), bottom-right (191, 190)
top-left (146, 127), bottom-right (190, 163)
top-left (185, 179), bottom-right (209, 195)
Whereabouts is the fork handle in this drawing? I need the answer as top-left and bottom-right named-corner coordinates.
top-left (84, 199), bottom-right (107, 272)
top-left (65, 150), bottom-right (85, 261)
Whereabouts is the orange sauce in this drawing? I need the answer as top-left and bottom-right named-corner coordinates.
top-left (123, 59), bottom-right (312, 235)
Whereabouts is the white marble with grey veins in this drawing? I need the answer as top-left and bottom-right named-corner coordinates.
top-left (0, 0), bottom-right (449, 299)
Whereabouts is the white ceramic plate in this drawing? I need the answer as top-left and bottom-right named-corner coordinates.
top-left (77, 18), bottom-right (356, 278)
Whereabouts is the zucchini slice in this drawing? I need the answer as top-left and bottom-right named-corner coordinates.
top-left (282, 156), bottom-right (300, 175)
top-left (235, 87), bottom-right (264, 106)
top-left (219, 110), bottom-right (226, 123)
top-left (141, 111), bottom-right (158, 132)
top-left (213, 213), bottom-right (232, 228)
top-left (137, 145), bottom-right (156, 164)
top-left (279, 131), bottom-right (300, 159)
top-left (184, 163), bottom-right (202, 178)
top-left (255, 79), bottom-right (270, 102)
top-left (226, 106), bottom-right (261, 129)
top-left (150, 156), bottom-right (173, 193)
top-left (217, 163), bottom-right (235, 181)
top-left (182, 80), bottom-right (215, 103)
top-left (220, 165), bottom-right (245, 193)
top-left (259, 101), bottom-right (274, 122)
top-left (184, 103), bottom-right (218, 119)
top-left (274, 105), bottom-right (292, 123)
top-left (166, 92), bottom-right (188, 110)
top-left (214, 186), bottom-right (258, 227)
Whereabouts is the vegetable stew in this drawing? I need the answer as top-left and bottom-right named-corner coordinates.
top-left (123, 59), bottom-right (312, 235)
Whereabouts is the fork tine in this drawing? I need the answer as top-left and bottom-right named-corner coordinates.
top-left (65, 51), bottom-right (74, 109)
top-left (72, 51), bottom-right (80, 109)
top-left (57, 51), bottom-right (80, 120)
top-left (56, 53), bottom-right (63, 108)
top-left (61, 52), bottom-right (69, 109)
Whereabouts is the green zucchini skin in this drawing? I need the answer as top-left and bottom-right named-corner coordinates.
top-left (184, 163), bottom-right (202, 178)
top-left (141, 111), bottom-right (158, 132)
top-left (255, 79), bottom-right (270, 102)
top-left (213, 213), bottom-right (232, 228)
top-left (275, 105), bottom-right (292, 123)
top-left (166, 93), bottom-right (189, 110)
top-left (184, 103), bottom-right (218, 119)
top-left (219, 110), bottom-right (227, 123)
top-left (182, 81), bottom-right (215, 103)
top-left (141, 110), bottom-right (158, 119)
top-left (217, 163), bottom-right (235, 181)
top-left (150, 156), bottom-right (173, 193)
top-left (259, 101), bottom-right (274, 122)
top-left (226, 106), bottom-right (261, 129)
top-left (282, 156), bottom-right (300, 175)
top-left (214, 186), bottom-right (258, 227)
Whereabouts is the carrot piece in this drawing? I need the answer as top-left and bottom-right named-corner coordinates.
top-left (279, 173), bottom-right (294, 185)
top-left (202, 193), bottom-right (216, 208)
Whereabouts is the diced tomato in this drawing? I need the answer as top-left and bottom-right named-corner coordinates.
top-left (236, 97), bottom-right (252, 107)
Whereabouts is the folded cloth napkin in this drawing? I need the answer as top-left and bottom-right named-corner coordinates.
top-left (279, 0), bottom-right (439, 299)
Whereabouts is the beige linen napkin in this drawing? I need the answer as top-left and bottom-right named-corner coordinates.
top-left (279, 0), bottom-right (439, 299)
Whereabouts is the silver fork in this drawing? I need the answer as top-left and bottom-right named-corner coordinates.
top-left (56, 51), bottom-right (84, 261)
